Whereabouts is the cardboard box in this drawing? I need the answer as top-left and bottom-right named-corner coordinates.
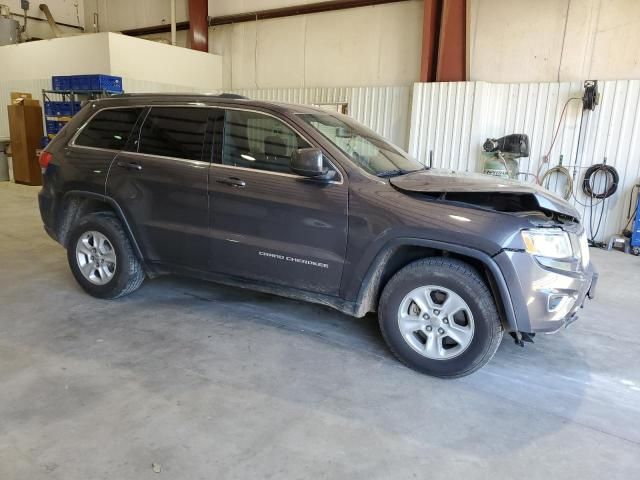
top-left (7, 102), bottom-right (44, 186)
top-left (10, 92), bottom-right (32, 101)
top-left (10, 92), bottom-right (39, 107)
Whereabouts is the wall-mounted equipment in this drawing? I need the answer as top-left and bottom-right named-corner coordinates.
top-left (0, 4), bottom-right (20, 45)
top-left (583, 80), bottom-right (599, 111)
top-left (39, 3), bottom-right (63, 37)
top-left (481, 134), bottom-right (530, 179)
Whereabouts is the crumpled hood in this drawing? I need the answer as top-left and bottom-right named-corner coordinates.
top-left (390, 169), bottom-right (580, 220)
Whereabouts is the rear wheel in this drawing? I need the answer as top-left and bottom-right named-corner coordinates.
top-left (379, 257), bottom-right (503, 378)
top-left (67, 212), bottom-right (145, 299)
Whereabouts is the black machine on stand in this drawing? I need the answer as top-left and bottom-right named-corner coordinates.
top-left (481, 134), bottom-right (530, 179)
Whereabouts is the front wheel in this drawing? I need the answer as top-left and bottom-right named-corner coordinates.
top-left (378, 257), bottom-right (503, 378)
top-left (67, 212), bottom-right (145, 299)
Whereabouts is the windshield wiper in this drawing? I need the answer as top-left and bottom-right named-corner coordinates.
top-left (376, 169), bottom-right (405, 178)
top-left (377, 166), bottom-right (426, 178)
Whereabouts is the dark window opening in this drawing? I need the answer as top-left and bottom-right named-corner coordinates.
top-left (74, 108), bottom-right (144, 150)
top-left (138, 107), bottom-right (210, 161)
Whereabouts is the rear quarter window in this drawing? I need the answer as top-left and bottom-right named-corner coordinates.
top-left (74, 108), bottom-right (144, 150)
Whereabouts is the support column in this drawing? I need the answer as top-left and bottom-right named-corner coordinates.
top-left (420, 0), bottom-right (466, 82)
top-left (420, 0), bottom-right (442, 82)
top-left (436, 0), bottom-right (466, 81)
top-left (188, 0), bottom-right (209, 52)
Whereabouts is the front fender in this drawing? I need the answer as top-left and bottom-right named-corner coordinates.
top-left (350, 237), bottom-right (519, 333)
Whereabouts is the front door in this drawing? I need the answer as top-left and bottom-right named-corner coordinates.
top-left (106, 106), bottom-right (214, 270)
top-left (208, 108), bottom-right (348, 296)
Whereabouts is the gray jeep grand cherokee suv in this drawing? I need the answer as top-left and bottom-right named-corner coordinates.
top-left (38, 94), bottom-right (597, 377)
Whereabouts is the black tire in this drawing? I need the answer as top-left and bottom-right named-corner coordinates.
top-left (67, 212), bottom-right (145, 299)
top-left (378, 257), bottom-right (503, 378)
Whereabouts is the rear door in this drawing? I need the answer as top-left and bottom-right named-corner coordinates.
top-left (106, 106), bottom-right (214, 270)
top-left (207, 108), bottom-right (348, 295)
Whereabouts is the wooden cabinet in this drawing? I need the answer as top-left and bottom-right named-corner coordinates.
top-left (8, 103), bottom-right (44, 186)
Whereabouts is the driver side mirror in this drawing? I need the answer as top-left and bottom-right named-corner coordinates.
top-left (290, 148), bottom-right (330, 178)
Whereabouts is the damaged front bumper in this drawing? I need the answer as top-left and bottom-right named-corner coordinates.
top-left (494, 250), bottom-right (597, 334)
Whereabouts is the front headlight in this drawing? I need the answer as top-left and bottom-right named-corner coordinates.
top-left (578, 231), bottom-right (590, 267)
top-left (521, 228), bottom-right (573, 259)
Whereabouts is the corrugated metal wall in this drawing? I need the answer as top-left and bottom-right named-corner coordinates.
top-left (231, 86), bottom-right (412, 149)
top-left (409, 80), bottom-right (640, 243)
top-left (1, 81), bottom-right (410, 151)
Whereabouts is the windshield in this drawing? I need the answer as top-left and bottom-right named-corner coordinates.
top-left (298, 113), bottom-right (425, 177)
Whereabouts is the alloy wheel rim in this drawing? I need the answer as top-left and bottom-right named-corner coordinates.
top-left (75, 231), bottom-right (117, 285)
top-left (397, 285), bottom-right (475, 360)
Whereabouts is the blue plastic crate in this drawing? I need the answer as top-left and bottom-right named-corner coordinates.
top-left (44, 101), bottom-right (55, 116)
top-left (90, 74), bottom-right (123, 92)
top-left (44, 101), bottom-right (65, 116)
top-left (52, 102), bottom-right (64, 116)
top-left (51, 76), bottom-right (71, 91)
top-left (45, 101), bottom-right (81, 117)
top-left (46, 120), bottom-right (61, 134)
top-left (60, 101), bottom-right (76, 116)
top-left (70, 75), bottom-right (92, 91)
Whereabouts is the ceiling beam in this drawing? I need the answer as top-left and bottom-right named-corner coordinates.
top-left (121, 0), bottom-right (410, 37)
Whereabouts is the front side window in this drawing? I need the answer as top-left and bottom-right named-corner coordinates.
top-left (138, 107), bottom-right (210, 161)
top-left (222, 110), bottom-right (311, 174)
top-left (298, 113), bottom-right (424, 177)
top-left (74, 108), bottom-right (143, 150)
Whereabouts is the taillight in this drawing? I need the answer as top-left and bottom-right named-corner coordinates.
top-left (39, 151), bottom-right (53, 170)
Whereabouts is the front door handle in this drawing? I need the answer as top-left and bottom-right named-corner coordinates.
top-left (216, 176), bottom-right (246, 187)
top-left (116, 160), bottom-right (143, 171)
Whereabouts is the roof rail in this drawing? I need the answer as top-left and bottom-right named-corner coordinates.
top-left (217, 93), bottom-right (249, 99)
top-left (105, 92), bottom-right (249, 99)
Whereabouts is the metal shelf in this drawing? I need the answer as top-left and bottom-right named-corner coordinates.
top-left (42, 89), bottom-right (124, 141)
top-left (43, 89), bottom-right (122, 96)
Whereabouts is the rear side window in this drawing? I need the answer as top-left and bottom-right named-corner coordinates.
top-left (74, 108), bottom-right (143, 150)
top-left (138, 107), bottom-right (210, 161)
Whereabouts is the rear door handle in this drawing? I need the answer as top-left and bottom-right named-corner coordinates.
top-left (116, 160), bottom-right (143, 171)
top-left (216, 176), bottom-right (246, 187)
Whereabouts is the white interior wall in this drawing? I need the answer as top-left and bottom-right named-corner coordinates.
top-left (83, 0), bottom-right (389, 31)
top-left (0, 32), bottom-right (223, 137)
top-left (77, 0), bottom-right (640, 85)
top-left (0, 33), bottom-right (111, 80)
top-left (0, 32), bottom-right (221, 86)
top-left (469, 0), bottom-right (640, 82)
top-left (82, 0), bottom-right (188, 33)
top-left (208, 1), bottom-right (340, 17)
top-left (212, 1), bottom-right (422, 90)
top-left (409, 80), bottom-right (640, 243)
top-left (107, 33), bottom-right (222, 90)
top-left (85, 0), bottom-right (423, 89)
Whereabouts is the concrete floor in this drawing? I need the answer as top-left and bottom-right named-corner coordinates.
top-left (1, 182), bottom-right (639, 479)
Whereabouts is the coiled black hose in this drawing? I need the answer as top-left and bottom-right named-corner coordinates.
top-left (582, 164), bottom-right (619, 199)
